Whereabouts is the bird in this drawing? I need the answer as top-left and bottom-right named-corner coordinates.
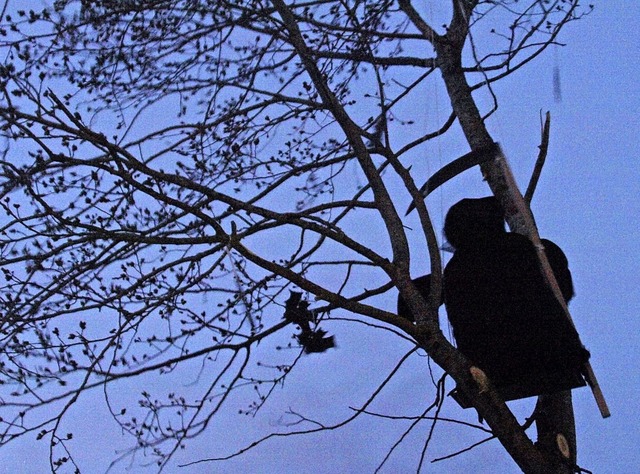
top-left (442, 196), bottom-right (589, 399)
top-left (397, 196), bottom-right (589, 399)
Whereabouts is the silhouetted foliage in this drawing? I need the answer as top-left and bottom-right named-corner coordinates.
top-left (284, 291), bottom-right (335, 353)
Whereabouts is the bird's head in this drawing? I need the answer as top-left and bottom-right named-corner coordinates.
top-left (444, 196), bottom-right (505, 250)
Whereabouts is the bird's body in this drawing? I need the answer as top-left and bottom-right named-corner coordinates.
top-left (443, 197), bottom-right (588, 398)
top-left (397, 196), bottom-right (588, 400)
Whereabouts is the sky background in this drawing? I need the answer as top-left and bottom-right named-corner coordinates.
top-left (1, 2), bottom-right (639, 473)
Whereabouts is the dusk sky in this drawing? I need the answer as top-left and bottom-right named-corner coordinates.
top-left (1, 2), bottom-right (638, 473)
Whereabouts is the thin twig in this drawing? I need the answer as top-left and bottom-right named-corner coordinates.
top-left (524, 111), bottom-right (551, 204)
top-left (431, 435), bottom-right (496, 463)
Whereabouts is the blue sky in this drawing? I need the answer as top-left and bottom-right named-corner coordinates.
top-left (1, 2), bottom-right (638, 473)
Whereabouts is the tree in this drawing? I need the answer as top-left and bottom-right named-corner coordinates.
top-left (0, 1), bottom-right (597, 472)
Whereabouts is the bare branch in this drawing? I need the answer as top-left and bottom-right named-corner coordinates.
top-left (525, 111), bottom-right (551, 204)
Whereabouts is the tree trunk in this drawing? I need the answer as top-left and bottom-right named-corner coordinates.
top-left (433, 27), bottom-right (576, 474)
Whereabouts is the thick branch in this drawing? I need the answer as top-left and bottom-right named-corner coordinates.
top-left (272, 0), bottom-right (410, 275)
top-left (405, 3), bottom-right (581, 472)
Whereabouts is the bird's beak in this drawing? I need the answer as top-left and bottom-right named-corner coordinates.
top-left (440, 242), bottom-right (455, 253)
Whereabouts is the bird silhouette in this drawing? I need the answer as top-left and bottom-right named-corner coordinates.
top-left (398, 196), bottom-right (589, 400)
